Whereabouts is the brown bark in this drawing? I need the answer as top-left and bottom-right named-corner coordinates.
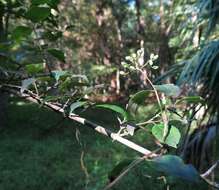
top-left (0, 7), bottom-right (5, 41)
top-left (192, 13), bottom-right (201, 48)
top-left (135, 1), bottom-right (147, 87)
top-left (158, 0), bottom-right (172, 83)
top-left (135, 0), bottom-right (145, 38)
top-left (0, 5), bottom-right (9, 128)
top-left (95, 1), bottom-right (111, 65)
top-left (0, 91), bottom-right (8, 128)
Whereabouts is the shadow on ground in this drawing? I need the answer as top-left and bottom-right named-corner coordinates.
top-left (0, 98), bottom-right (208, 190)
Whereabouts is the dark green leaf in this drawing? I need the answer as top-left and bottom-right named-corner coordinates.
top-left (31, 0), bottom-right (50, 5)
top-left (168, 120), bottom-right (186, 127)
top-left (108, 159), bottom-right (133, 181)
top-left (128, 90), bottom-right (153, 114)
top-left (96, 104), bottom-right (130, 121)
top-left (49, 0), bottom-right (60, 8)
top-left (31, 0), bottom-right (60, 7)
top-left (25, 6), bottom-right (51, 22)
top-left (25, 63), bottom-right (45, 74)
top-left (43, 95), bottom-right (60, 102)
top-left (48, 48), bottom-right (65, 62)
top-left (152, 124), bottom-right (181, 148)
top-left (176, 96), bottom-right (205, 104)
top-left (129, 90), bottom-right (152, 105)
top-left (12, 26), bottom-right (32, 41)
top-left (69, 101), bottom-right (87, 114)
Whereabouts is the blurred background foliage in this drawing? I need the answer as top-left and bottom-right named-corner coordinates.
top-left (1, 0), bottom-right (199, 97)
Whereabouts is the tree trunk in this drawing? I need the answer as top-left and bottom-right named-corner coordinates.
top-left (157, 0), bottom-right (172, 83)
top-left (0, 91), bottom-right (8, 128)
top-left (0, 6), bottom-right (9, 128)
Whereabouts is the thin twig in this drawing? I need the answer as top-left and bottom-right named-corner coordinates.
top-left (199, 161), bottom-right (219, 189)
top-left (103, 158), bottom-right (144, 190)
top-left (139, 69), bottom-right (169, 143)
top-left (80, 151), bottom-right (90, 184)
top-left (201, 160), bottom-right (219, 178)
top-left (103, 148), bottom-right (161, 190)
top-left (136, 113), bottom-right (161, 126)
top-left (201, 177), bottom-right (219, 189)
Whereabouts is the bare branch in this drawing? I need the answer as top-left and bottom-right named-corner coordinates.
top-left (201, 160), bottom-right (219, 178)
top-left (2, 84), bottom-right (218, 189)
top-left (1, 84), bottom-right (157, 157)
top-left (199, 160), bottom-right (219, 189)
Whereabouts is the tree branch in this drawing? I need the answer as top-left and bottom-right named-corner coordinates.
top-left (1, 84), bottom-right (219, 189)
top-left (1, 84), bottom-right (157, 157)
top-left (201, 160), bottom-right (219, 178)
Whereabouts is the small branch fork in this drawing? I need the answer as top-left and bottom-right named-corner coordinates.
top-left (201, 160), bottom-right (219, 178)
top-left (200, 160), bottom-right (219, 189)
top-left (1, 84), bottom-right (219, 189)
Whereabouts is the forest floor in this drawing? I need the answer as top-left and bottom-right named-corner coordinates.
top-left (0, 98), bottom-right (207, 190)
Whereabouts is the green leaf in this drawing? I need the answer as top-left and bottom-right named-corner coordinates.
top-left (31, 0), bottom-right (60, 7)
top-left (152, 124), bottom-right (181, 148)
top-left (128, 90), bottom-right (154, 114)
top-left (154, 84), bottom-right (181, 97)
top-left (58, 75), bottom-right (89, 92)
top-left (43, 95), bottom-right (60, 102)
top-left (129, 90), bottom-right (152, 105)
top-left (69, 101), bottom-right (87, 114)
top-left (11, 26), bottom-right (32, 41)
top-left (48, 0), bottom-right (60, 8)
top-left (176, 96), bottom-right (205, 104)
top-left (31, 0), bottom-right (50, 5)
top-left (108, 159), bottom-right (133, 181)
top-left (149, 155), bottom-right (200, 183)
top-left (21, 78), bottom-right (36, 93)
top-left (25, 63), bottom-right (45, 74)
top-left (96, 104), bottom-right (130, 121)
top-left (51, 70), bottom-right (67, 81)
top-left (25, 6), bottom-right (51, 22)
top-left (48, 48), bottom-right (65, 62)
top-left (169, 120), bottom-right (186, 127)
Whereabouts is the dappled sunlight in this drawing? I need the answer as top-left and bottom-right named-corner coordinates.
top-left (0, 0), bottom-right (219, 189)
